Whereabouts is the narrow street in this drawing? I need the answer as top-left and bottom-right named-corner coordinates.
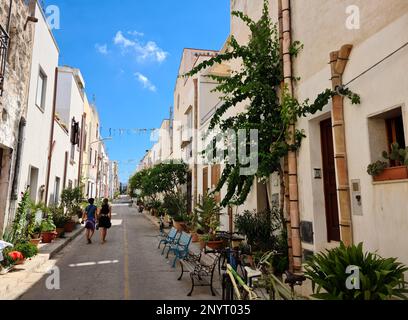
top-left (19, 202), bottom-right (217, 300)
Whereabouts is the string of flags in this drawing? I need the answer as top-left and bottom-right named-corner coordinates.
top-left (100, 127), bottom-right (159, 137)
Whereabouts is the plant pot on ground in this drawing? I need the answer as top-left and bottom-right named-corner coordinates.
top-left (51, 206), bottom-right (70, 237)
top-left (40, 219), bottom-right (57, 244)
top-left (173, 214), bottom-right (189, 232)
top-left (14, 242), bottom-right (39, 260)
top-left (64, 220), bottom-right (76, 233)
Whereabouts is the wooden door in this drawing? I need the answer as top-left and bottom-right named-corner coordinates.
top-left (320, 119), bottom-right (340, 242)
top-left (203, 167), bottom-right (208, 197)
top-left (211, 164), bottom-right (221, 204)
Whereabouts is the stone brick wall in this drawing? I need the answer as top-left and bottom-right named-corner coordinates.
top-left (0, 0), bottom-right (35, 233)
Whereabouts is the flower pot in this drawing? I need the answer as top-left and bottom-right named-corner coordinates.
top-left (173, 221), bottom-right (187, 232)
top-left (206, 240), bottom-right (224, 250)
top-left (64, 221), bottom-right (76, 233)
top-left (373, 166), bottom-right (408, 182)
top-left (30, 238), bottom-right (41, 247)
top-left (56, 228), bottom-right (65, 238)
top-left (14, 259), bottom-right (26, 266)
top-left (41, 232), bottom-right (56, 244)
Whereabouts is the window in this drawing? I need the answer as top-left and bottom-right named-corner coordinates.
top-left (368, 106), bottom-right (407, 180)
top-left (36, 69), bottom-right (47, 111)
top-left (89, 147), bottom-right (93, 164)
top-left (54, 177), bottom-right (61, 205)
top-left (70, 144), bottom-right (75, 162)
top-left (68, 180), bottom-right (73, 189)
top-left (95, 151), bottom-right (98, 166)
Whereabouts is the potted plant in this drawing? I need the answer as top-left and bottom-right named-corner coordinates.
top-left (173, 213), bottom-right (190, 232)
top-left (60, 187), bottom-right (83, 231)
top-left (304, 242), bottom-right (408, 300)
top-left (28, 223), bottom-right (42, 246)
top-left (40, 217), bottom-right (57, 244)
top-left (162, 191), bottom-right (189, 231)
top-left (368, 143), bottom-right (408, 181)
top-left (188, 208), bottom-right (200, 242)
top-left (51, 206), bottom-right (70, 238)
top-left (196, 193), bottom-right (223, 250)
top-left (14, 242), bottom-right (38, 261)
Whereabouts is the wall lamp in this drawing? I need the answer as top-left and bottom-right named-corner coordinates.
top-left (24, 16), bottom-right (38, 30)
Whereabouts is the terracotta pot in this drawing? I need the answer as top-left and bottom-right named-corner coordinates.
top-left (14, 259), bottom-right (26, 266)
top-left (64, 221), bottom-right (76, 233)
top-left (206, 240), bottom-right (224, 250)
top-left (56, 228), bottom-right (65, 238)
top-left (30, 238), bottom-right (41, 247)
top-left (374, 166), bottom-right (408, 182)
top-left (173, 221), bottom-right (187, 232)
top-left (41, 232), bottom-right (56, 244)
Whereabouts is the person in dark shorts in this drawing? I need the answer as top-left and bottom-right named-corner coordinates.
top-left (98, 198), bottom-right (112, 244)
top-left (82, 198), bottom-right (97, 244)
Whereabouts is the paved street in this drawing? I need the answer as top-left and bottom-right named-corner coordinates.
top-left (19, 203), bottom-right (218, 300)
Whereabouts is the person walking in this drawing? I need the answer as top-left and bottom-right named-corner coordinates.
top-left (98, 198), bottom-right (112, 244)
top-left (82, 198), bottom-right (97, 244)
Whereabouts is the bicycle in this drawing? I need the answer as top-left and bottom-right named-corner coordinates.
top-left (248, 251), bottom-right (307, 300)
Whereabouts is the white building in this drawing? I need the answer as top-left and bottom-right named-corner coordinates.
top-left (16, 1), bottom-right (59, 208)
top-left (47, 66), bottom-right (85, 205)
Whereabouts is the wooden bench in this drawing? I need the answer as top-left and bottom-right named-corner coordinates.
top-left (166, 232), bottom-right (192, 268)
top-left (178, 249), bottom-right (220, 297)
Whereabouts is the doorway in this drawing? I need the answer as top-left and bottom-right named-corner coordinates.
top-left (28, 166), bottom-right (39, 203)
top-left (320, 118), bottom-right (340, 242)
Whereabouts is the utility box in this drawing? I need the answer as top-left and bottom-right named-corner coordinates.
top-left (351, 179), bottom-right (363, 216)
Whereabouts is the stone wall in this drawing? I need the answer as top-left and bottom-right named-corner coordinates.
top-left (0, 0), bottom-right (35, 233)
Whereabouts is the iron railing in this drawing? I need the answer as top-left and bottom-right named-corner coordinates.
top-left (0, 24), bottom-right (9, 96)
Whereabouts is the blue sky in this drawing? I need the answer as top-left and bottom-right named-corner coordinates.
top-left (47, 0), bottom-right (230, 183)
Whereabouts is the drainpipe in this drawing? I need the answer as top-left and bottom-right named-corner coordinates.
top-left (10, 117), bottom-right (26, 200)
top-left (280, 0), bottom-right (302, 272)
top-left (77, 112), bottom-right (86, 187)
top-left (193, 78), bottom-right (198, 209)
top-left (45, 67), bottom-right (59, 204)
top-left (330, 45), bottom-right (354, 246)
top-left (6, 0), bottom-right (12, 34)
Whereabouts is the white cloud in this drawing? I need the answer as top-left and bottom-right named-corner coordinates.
top-left (113, 31), bottom-right (168, 63)
top-left (135, 72), bottom-right (157, 92)
top-left (95, 43), bottom-right (108, 55)
top-left (114, 31), bottom-right (135, 48)
top-left (128, 31), bottom-right (144, 37)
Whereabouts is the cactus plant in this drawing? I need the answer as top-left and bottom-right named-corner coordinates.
top-left (382, 143), bottom-right (408, 166)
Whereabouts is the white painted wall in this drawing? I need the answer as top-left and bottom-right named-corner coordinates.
top-left (17, 1), bottom-right (59, 204)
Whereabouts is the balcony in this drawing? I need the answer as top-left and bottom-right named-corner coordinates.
top-left (181, 125), bottom-right (192, 148)
top-left (0, 25), bottom-right (9, 96)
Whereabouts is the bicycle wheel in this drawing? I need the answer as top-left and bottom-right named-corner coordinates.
top-left (222, 273), bottom-right (234, 300)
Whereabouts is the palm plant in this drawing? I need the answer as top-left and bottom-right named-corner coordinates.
top-left (195, 193), bottom-right (221, 240)
top-left (304, 242), bottom-right (408, 300)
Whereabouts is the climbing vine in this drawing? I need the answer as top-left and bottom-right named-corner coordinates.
top-left (184, 0), bottom-right (360, 207)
